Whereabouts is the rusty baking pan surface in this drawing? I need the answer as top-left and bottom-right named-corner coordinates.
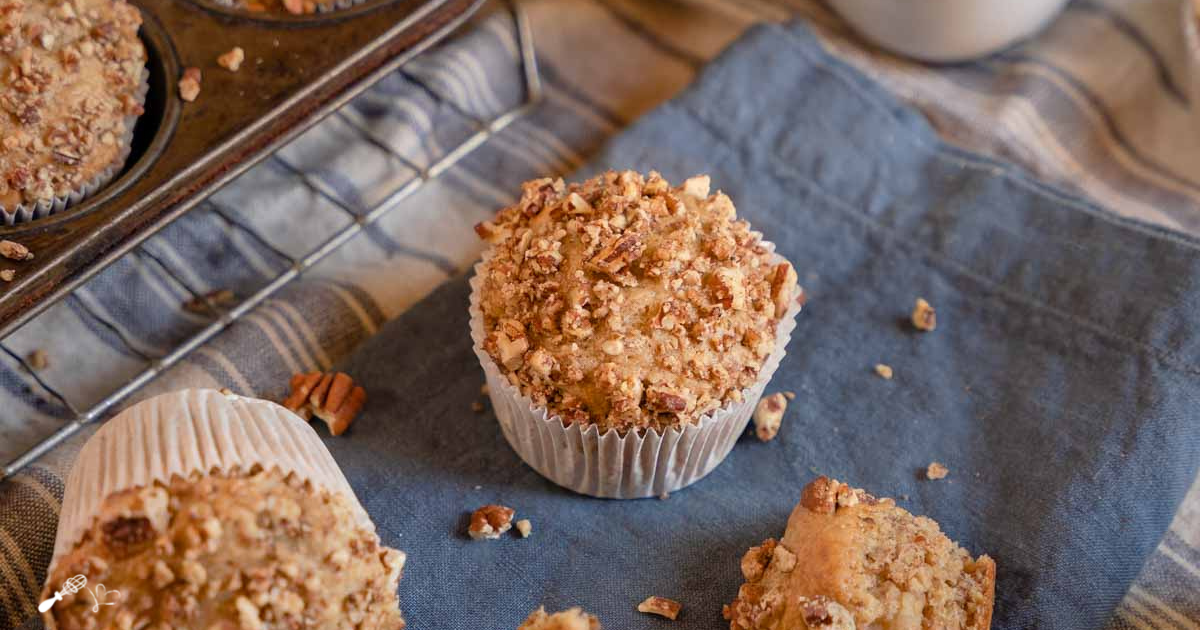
top-left (0, 0), bottom-right (482, 339)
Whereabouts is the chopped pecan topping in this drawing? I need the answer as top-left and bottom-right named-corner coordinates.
top-left (476, 171), bottom-right (798, 432)
top-left (587, 233), bottom-right (644, 277)
top-left (799, 596), bottom-right (856, 629)
top-left (645, 385), bottom-right (689, 414)
top-left (800, 476), bottom-right (839, 515)
top-left (101, 516), bottom-right (155, 556)
top-left (740, 538), bottom-right (777, 583)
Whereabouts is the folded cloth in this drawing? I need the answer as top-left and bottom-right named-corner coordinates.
top-left (297, 20), bottom-right (1199, 630)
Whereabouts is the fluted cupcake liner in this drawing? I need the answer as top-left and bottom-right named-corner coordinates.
top-left (469, 243), bottom-right (802, 499)
top-left (49, 389), bottom-right (373, 572)
top-left (0, 69), bottom-right (149, 226)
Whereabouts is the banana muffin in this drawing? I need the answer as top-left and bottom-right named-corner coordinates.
top-left (0, 0), bottom-right (146, 216)
top-left (44, 467), bottom-right (407, 630)
top-left (518, 607), bottom-right (601, 630)
top-left (475, 170), bottom-right (798, 434)
top-left (724, 476), bottom-right (995, 630)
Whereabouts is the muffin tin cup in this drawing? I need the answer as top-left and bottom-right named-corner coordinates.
top-left (206, 0), bottom-right (366, 17)
top-left (46, 389), bottom-right (374, 576)
top-left (0, 70), bottom-right (150, 226)
top-left (469, 244), bottom-right (802, 499)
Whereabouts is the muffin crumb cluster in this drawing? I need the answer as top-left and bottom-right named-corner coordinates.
top-left (476, 170), bottom-right (797, 433)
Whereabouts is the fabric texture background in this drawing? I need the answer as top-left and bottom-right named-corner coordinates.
top-left (2, 1), bottom-right (1200, 629)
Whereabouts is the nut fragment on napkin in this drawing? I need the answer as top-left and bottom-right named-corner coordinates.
top-left (282, 372), bottom-right (367, 435)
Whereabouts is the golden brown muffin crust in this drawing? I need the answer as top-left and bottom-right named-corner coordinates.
top-left (724, 476), bottom-right (995, 630)
top-left (518, 607), bottom-right (601, 630)
top-left (0, 0), bottom-right (144, 209)
top-left (45, 468), bottom-right (406, 630)
top-left (476, 170), bottom-right (798, 433)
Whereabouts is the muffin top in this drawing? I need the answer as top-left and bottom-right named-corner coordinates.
top-left (45, 467), bottom-right (407, 630)
top-left (723, 476), bottom-right (995, 630)
top-left (518, 607), bottom-right (601, 630)
top-left (0, 0), bottom-right (145, 209)
top-left (476, 170), bottom-right (797, 433)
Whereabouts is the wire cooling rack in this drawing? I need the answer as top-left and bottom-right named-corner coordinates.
top-left (0, 1), bottom-right (542, 483)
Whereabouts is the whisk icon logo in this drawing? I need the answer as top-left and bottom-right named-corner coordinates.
top-left (38, 575), bottom-right (86, 612)
top-left (38, 574), bottom-right (121, 613)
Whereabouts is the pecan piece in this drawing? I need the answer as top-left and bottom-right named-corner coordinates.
top-left (282, 372), bottom-right (322, 417)
top-left (770, 261), bottom-right (797, 318)
top-left (740, 538), bottom-right (777, 583)
top-left (102, 516), bottom-right (155, 557)
top-left (645, 385), bottom-right (689, 414)
top-left (0, 239), bottom-right (33, 261)
top-left (710, 267), bottom-right (748, 311)
top-left (282, 372), bottom-right (366, 435)
top-left (911, 297), bottom-right (936, 332)
top-left (752, 393), bottom-right (786, 442)
top-left (178, 67), bottom-right (201, 102)
top-left (217, 46), bottom-right (244, 72)
top-left (637, 596), bottom-right (681, 620)
top-left (181, 288), bottom-right (235, 314)
top-left (800, 476), bottom-right (838, 515)
top-left (27, 349), bottom-right (47, 370)
top-left (587, 233), bottom-right (644, 276)
top-left (798, 596), bottom-right (856, 629)
top-left (926, 461), bottom-right (949, 480)
top-left (468, 504), bottom-right (515, 540)
top-left (493, 319), bottom-right (529, 370)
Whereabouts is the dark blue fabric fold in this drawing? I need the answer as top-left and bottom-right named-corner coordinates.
top-left (257, 20), bottom-right (1199, 630)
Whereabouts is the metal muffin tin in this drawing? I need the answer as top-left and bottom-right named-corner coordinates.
top-left (0, 0), bottom-right (481, 338)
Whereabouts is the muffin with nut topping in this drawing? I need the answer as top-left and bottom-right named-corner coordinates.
top-left (518, 606), bottom-right (601, 630)
top-left (724, 476), bottom-right (995, 630)
top-left (470, 170), bottom-right (801, 498)
top-left (41, 390), bottom-right (406, 630)
top-left (0, 0), bottom-right (146, 223)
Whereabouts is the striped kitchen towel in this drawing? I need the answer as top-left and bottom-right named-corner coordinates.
top-left (1, 0), bottom-right (1198, 628)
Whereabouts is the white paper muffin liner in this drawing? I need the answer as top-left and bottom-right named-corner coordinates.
top-left (469, 244), bottom-right (802, 499)
top-left (0, 69), bottom-right (149, 226)
top-left (48, 389), bottom-right (373, 572)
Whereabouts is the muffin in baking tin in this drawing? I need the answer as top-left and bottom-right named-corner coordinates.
top-left (0, 0), bottom-right (147, 223)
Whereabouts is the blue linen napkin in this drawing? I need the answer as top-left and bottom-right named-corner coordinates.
top-left (308, 20), bottom-right (1200, 630)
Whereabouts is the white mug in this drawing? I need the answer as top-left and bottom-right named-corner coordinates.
top-left (827, 0), bottom-right (1073, 62)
